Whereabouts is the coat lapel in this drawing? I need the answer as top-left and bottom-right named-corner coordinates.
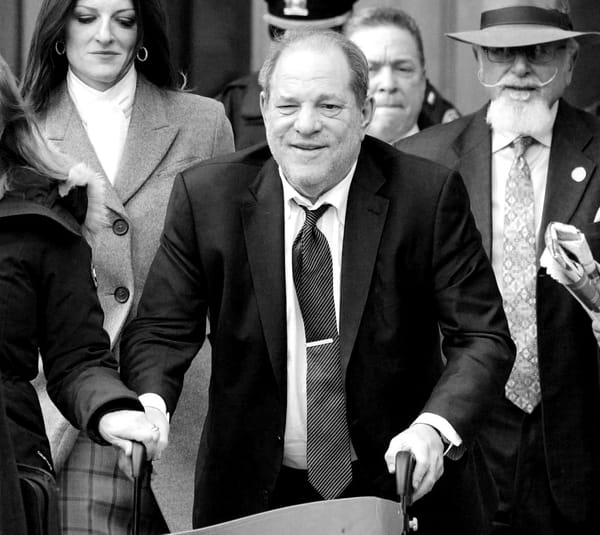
top-left (540, 100), bottom-right (597, 247)
top-left (339, 150), bottom-right (389, 377)
top-left (113, 77), bottom-right (178, 204)
top-left (43, 84), bottom-right (124, 216)
top-left (241, 160), bottom-right (288, 400)
top-left (454, 107), bottom-right (494, 258)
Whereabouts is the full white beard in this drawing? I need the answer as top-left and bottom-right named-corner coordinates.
top-left (486, 93), bottom-right (555, 138)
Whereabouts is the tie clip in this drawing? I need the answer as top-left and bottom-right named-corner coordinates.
top-left (306, 338), bottom-right (334, 348)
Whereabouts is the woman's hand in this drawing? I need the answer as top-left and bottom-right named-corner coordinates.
top-left (98, 410), bottom-right (161, 478)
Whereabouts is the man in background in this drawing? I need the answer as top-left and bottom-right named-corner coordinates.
top-left (399, 1), bottom-right (600, 533)
top-left (345, 6), bottom-right (459, 144)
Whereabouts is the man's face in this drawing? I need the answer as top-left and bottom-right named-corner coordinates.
top-left (476, 40), bottom-right (576, 108)
top-left (349, 24), bottom-right (426, 143)
top-left (260, 44), bottom-right (373, 201)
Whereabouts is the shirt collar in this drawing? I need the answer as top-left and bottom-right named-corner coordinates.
top-left (67, 65), bottom-right (137, 119)
top-left (491, 101), bottom-right (558, 153)
top-left (279, 161), bottom-right (358, 226)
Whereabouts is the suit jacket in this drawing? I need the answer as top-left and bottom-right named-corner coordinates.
top-left (36, 75), bottom-right (234, 533)
top-left (121, 137), bottom-right (515, 534)
top-left (397, 100), bottom-right (600, 524)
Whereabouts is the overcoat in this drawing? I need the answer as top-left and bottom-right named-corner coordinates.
top-left (0, 167), bottom-right (143, 473)
top-left (35, 75), bottom-right (234, 533)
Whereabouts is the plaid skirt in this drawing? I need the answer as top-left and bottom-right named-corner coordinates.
top-left (57, 432), bottom-right (168, 535)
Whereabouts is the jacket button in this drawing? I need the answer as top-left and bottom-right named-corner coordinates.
top-left (114, 287), bottom-right (130, 303)
top-left (112, 219), bottom-right (129, 236)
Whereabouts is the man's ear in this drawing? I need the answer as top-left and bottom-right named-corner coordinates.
top-left (360, 95), bottom-right (375, 135)
top-left (259, 91), bottom-right (268, 122)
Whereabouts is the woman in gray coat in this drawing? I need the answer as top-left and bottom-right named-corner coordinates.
top-left (21, 0), bottom-right (234, 532)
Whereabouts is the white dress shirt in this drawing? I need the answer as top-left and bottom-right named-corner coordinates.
top-left (490, 103), bottom-right (558, 291)
top-left (67, 66), bottom-right (136, 184)
top-left (280, 164), bottom-right (461, 468)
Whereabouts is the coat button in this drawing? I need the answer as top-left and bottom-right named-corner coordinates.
top-left (114, 287), bottom-right (130, 303)
top-left (112, 219), bottom-right (129, 236)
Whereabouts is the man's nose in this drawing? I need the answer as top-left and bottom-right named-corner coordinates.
top-left (294, 106), bottom-right (322, 134)
top-left (510, 52), bottom-right (533, 76)
top-left (375, 65), bottom-right (398, 93)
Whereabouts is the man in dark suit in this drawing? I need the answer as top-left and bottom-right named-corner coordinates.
top-left (120, 29), bottom-right (515, 534)
top-left (398, 1), bottom-right (600, 533)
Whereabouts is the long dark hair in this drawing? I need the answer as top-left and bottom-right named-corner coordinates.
top-left (21, 0), bottom-right (178, 114)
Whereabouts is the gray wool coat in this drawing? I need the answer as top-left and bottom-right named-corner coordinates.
top-left (34, 74), bottom-right (234, 533)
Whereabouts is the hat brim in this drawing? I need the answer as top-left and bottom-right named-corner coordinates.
top-left (263, 11), bottom-right (352, 31)
top-left (446, 26), bottom-right (600, 47)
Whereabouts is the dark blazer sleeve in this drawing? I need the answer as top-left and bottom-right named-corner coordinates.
top-left (423, 170), bottom-right (515, 443)
top-left (120, 173), bottom-right (209, 413)
top-left (41, 230), bottom-right (142, 438)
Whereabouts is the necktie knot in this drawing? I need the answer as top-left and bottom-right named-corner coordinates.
top-left (301, 204), bottom-right (331, 229)
top-left (511, 135), bottom-right (534, 159)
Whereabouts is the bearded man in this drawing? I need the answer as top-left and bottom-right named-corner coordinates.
top-left (398, 1), bottom-right (600, 534)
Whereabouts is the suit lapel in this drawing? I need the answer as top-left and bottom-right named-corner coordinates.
top-left (114, 77), bottom-right (178, 204)
top-left (43, 84), bottom-right (124, 216)
top-left (242, 160), bottom-right (287, 399)
top-left (454, 108), bottom-right (494, 258)
top-left (339, 150), bottom-right (389, 377)
top-left (540, 101), bottom-right (597, 250)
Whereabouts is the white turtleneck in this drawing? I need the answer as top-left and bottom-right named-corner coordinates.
top-left (67, 66), bottom-right (137, 184)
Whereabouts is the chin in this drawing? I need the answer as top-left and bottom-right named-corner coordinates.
top-left (487, 94), bottom-right (555, 137)
top-left (369, 114), bottom-right (410, 144)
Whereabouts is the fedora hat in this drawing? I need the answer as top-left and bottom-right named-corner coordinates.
top-left (446, 0), bottom-right (600, 48)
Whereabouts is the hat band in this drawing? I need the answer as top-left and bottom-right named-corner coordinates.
top-left (481, 6), bottom-right (573, 31)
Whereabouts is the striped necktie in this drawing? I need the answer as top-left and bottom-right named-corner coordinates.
top-left (503, 135), bottom-right (541, 413)
top-left (292, 203), bottom-right (352, 499)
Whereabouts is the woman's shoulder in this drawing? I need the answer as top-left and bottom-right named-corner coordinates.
top-left (0, 169), bottom-right (82, 236)
top-left (139, 77), bottom-right (225, 120)
top-left (0, 165), bottom-right (105, 237)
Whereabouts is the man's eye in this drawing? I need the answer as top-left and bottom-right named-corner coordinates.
top-left (320, 104), bottom-right (342, 117)
top-left (276, 105), bottom-right (298, 115)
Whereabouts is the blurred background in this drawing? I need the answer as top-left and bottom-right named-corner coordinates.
top-left (1, 0), bottom-right (599, 116)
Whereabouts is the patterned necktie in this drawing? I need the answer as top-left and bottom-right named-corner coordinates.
top-left (292, 203), bottom-right (352, 499)
top-left (503, 135), bottom-right (541, 413)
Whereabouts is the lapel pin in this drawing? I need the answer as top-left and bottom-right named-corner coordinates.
top-left (571, 167), bottom-right (587, 182)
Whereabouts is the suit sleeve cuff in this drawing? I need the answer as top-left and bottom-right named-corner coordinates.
top-left (138, 393), bottom-right (170, 422)
top-left (413, 413), bottom-right (465, 459)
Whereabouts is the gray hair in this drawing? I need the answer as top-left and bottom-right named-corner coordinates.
top-left (344, 7), bottom-right (425, 69)
top-left (258, 30), bottom-right (369, 105)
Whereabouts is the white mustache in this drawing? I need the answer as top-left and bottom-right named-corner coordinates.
top-left (477, 67), bottom-right (558, 88)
